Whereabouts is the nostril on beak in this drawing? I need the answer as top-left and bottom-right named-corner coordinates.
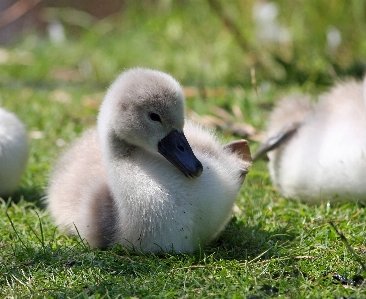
top-left (178, 144), bottom-right (185, 152)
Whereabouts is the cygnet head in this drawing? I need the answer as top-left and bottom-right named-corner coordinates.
top-left (98, 67), bottom-right (203, 178)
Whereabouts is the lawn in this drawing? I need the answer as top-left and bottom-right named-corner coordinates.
top-left (1, 1), bottom-right (366, 298)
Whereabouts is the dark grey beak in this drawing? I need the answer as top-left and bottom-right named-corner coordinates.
top-left (158, 130), bottom-right (203, 178)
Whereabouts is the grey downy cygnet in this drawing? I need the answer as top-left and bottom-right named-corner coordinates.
top-left (47, 68), bottom-right (252, 253)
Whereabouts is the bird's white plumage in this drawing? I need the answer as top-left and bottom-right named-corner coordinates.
top-left (0, 108), bottom-right (28, 196)
top-left (266, 77), bottom-right (366, 204)
top-left (47, 68), bottom-right (250, 253)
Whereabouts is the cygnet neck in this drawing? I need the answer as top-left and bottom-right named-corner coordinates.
top-left (106, 129), bottom-right (137, 160)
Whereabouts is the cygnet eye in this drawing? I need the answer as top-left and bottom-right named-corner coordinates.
top-left (149, 112), bottom-right (162, 123)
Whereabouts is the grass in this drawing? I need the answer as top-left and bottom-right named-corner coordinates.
top-left (1, 1), bottom-right (366, 298)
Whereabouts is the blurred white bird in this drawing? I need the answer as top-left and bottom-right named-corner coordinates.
top-left (255, 77), bottom-right (366, 204)
top-left (0, 108), bottom-right (28, 197)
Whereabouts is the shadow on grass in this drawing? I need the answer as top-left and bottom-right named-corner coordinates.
top-left (204, 217), bottom-right (295, 262)
top-left (1, 215), bottom-right (296, 298)
top-left (4, 185), bottom-right (46, 209)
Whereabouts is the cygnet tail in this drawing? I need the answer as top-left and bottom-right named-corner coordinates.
top-left (223, 139), bottom-right (252, 180)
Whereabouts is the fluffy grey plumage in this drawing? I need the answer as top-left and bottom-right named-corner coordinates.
top-left (47, 68), bottom-right (251, 253)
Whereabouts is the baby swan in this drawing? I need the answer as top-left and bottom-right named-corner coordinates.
top-left (47, 68), bottom-right (251, 253)
top-left (255, 77), bottom-right (366, 204)
top-left (0, 108), bottom-right (28, 197)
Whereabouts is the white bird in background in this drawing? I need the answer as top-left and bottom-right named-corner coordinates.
top-left (0, 108), bottom-right (28, 197)
top-left (254, 77), bottom-right (366, 204)
top-left (47, 68), bottom-right (252, 253)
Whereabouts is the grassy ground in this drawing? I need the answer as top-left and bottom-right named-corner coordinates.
top-left (1, 1), bottom-right (366, 298)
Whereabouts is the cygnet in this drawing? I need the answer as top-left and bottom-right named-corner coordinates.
top-left (255, 77), bottom-right (366, 204)
top-left (0, 108), bottom-right (28, 197)
top-left (47, 68), bottom-right (252, 253)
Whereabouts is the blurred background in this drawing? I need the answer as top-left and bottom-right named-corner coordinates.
top-left (1, 0), bottom-right (365, 88)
